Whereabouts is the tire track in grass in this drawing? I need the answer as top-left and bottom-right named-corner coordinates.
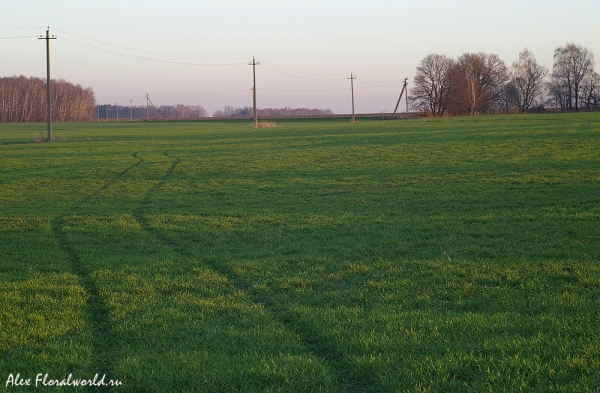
top-left (51, 217), bottom-right (114, 385)
top-left (133, 153), bottom-right (385, 392)
top-left (51, 153), bottom-right (142, 389)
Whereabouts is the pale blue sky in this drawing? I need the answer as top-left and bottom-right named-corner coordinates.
top-left (2, 0), bottom-right (598, 114)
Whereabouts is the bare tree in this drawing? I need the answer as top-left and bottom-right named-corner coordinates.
top-left (581, 71), bottom-right (600, 110)
top-left (410, 54), bottom-right (454, 116)
top-left (223, 105), bottom-right (235, 116)
top-left (549, 43), bottom-right (595, 111)
top-left (511, 49), bottom-right (548, 112)
top-left (450, 52), bottom-right (509, 115)
top-left (496, 80), bottom-right (520, 113)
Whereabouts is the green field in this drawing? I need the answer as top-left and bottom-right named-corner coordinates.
top-left (1, 114), bottom-right (599, 392)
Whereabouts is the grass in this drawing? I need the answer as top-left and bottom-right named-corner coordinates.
top-left (1, 114), bottom-right (599, 392)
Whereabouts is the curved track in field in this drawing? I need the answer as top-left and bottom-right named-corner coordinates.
top-left (51, 153), bottom-right (143, 388)
top-left (132, 153), bottom-right (387, 393)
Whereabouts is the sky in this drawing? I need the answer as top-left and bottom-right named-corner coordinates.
top-left (1, 0), bottom-right (599, 115)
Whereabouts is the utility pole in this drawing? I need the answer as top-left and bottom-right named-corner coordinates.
top-left (116, 103), bottom-right (119, 122)
top-left (38, 28), bottom-right (56, 141)
top-left (144, 94), bottom-right (163, 120)
top-left (106, 105), bottom-right (109, 122)
top-left (391, 78), bottom-right (409, 119)
top-left (349, 73), bottom-right (357, 122)
top-left (404, 78), bottom-right (409, 114)
top-left (130, 99), bottom-right (133, 121)
top-left (249, 57), bottom-right (260, 128)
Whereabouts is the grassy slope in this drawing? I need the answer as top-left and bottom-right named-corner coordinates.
top-left (1, 114), bottom-right (599, 392)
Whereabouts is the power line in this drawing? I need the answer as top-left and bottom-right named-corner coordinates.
top-left (261, 87), bottom-right (347, 92)
top-left (260, 63), bottom-right (346, 81)
top-left (0, 35), bottom-right (38, 40)
top-left (0, 27), bottom-right (45, 30)
top-left (138, 81), bottom-right (394, 109)
top-left (257, 58), bottom-right (346, 78)
top-left (54, 28), bottom-right (249, 64)
top-left (152, 87), bottom-right (249, 97)
top-left (260, 84), bottom-right (392, 92)
top-left (59, 37), bottom-right (246, 66)
top-left (358, 78), bottom-right (402, 89)
top-left (359, 75), bottom-right (404, 84)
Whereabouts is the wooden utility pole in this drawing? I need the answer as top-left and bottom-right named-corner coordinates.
top-left (39, 28), bottom-right (56, 141)
top-left (349, 73), bottom-right (357, 122)
top-left (130, 99), bottom-right (133, 121)
top-left (116, 103), bottom-right (119, 122)
top-left (391, 78), bottom-right (409, 119)
top-left (405, 78), bottom-right (409, 114)
top-left (249, 57), bottom-right (259, 128)
top-left (145, 94), bottom-right (163, 120)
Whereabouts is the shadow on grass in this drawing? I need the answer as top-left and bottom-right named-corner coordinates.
top-left (132, 152), bottom-right (388, 392)
top-left (50, 153), bottom-right (142, 388)
top-left (51, 217), bottom-right (114, 378)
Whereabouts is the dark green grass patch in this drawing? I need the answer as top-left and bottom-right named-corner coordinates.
top-left (1, 114), bottom-right (600, 392)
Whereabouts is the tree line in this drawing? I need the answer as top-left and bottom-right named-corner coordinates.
top-left (410, 43), bottom-right (599, 116)
top-left (97, 105), bottom-right (331, 120)
top-left (213, 106), bottom-right (333, 118)
top-left (0, 76), bottom-right (95, 122)
top-left (3, 43), bottom-right (598, 123)
top-left (97, 104), bottom-right (208, 120)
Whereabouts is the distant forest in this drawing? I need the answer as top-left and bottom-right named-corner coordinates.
top-left (0, 76), bottom-right (94, 122)
top-left (212, 106), bottom-right (333, 118)
top-left (95, 105), bottom-right (333, 120)
top-left (97, 104), bottom-right (208, 120)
